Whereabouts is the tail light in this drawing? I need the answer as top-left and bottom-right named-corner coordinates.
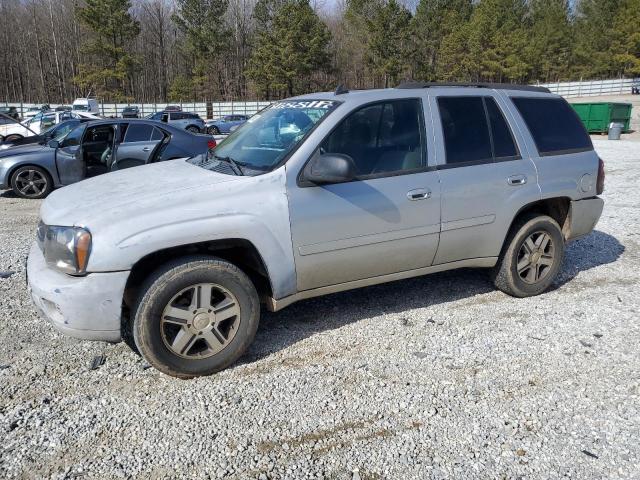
top-left (207, 139), bottom-right (216, 150)
top-left (596, 156), bottom-right (605, 195)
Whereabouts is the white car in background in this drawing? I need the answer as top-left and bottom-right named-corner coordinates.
top-left (0, 111), bottom-right (101, 141)
top-left (72, 98), bottom-right (100, 114)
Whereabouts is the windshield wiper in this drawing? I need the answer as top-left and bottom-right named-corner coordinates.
top-left (213, 154), bottom-right (244, 176)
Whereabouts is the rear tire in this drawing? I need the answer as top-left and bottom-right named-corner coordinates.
top-left (133, 256), bottom-right (260, 378)
top-left (5, 134), bottom-right (23, 142)
top-left (208, 126), bottom-right (220, 135)
top-left (186, 126), bottom-right (200, 133)
top-left (10, 165), bottom-right (53, 199)
top-left (491, 214), bottom-right (564, 297)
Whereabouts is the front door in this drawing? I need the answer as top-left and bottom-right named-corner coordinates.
top-left (288, 98), bottom-right (441, 291)
top-left (430, 94), bottom-right (540, 264)
top-left (55, 123), bottom-right (87, 185)
top-left (112, 123), bottom-right (164, 170)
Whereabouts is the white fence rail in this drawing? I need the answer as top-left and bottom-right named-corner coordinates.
top-left (537, 77), bottom-right (639, 97)
top-left (0, 101), bottom-right (272, 120)
top-left (2, 78), bottom-right (639, 117)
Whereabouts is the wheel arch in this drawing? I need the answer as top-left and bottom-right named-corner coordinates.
top-left (7, 161), bottom-right (55, 187)
top-left (503, 196), bottom-right (572, 249)
top-left (123, 238), bottom-right (274, 310)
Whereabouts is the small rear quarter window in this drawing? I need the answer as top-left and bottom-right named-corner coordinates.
top-left (512, 97), bottom-right (592, 156)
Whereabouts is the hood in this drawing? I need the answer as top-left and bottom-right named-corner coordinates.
top-left (0, 142), bottom-right (48, 158)
top-left (40, 159), bottom-right (243, 227)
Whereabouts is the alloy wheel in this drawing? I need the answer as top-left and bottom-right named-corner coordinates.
top-left (160, 283), bottom-right (241, 359)
top-left (14, 169), bottom-right (48, 198)
top-left (516, 230), bottom-right (555, 284)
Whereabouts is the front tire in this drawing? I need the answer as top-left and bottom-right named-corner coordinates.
top-left (208, 126), bottom-right (220, 135)
top-left (5, 134), bottom-right (23, 142)
top-left (133, 256), bottom-right (260, 378)
top-left (10, 165), bottom-right (53, 199)
top-left (492, 214), bottom-right (564, 297)
top-left (186, 126), bottom-right (200, 133)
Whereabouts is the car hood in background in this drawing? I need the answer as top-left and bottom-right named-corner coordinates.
top-left (40, 159), bottom-right (243, 227)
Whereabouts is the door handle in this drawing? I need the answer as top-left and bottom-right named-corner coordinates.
top-left (142, 147), bottom-right (151, 152)
top-left (507, 174), bottom-right (527, 186)
top-left (407, 188), bottom-right (431, 200)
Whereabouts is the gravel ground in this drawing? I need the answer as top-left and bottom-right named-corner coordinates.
top-left (1, 139), bottom-right (639, 479)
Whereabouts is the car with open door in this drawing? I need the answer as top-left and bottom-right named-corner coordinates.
top-left (0, 119), bottom-right (215, 199)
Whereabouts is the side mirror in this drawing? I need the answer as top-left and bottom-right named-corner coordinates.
top-left (304, 153), bottom-right (356, 184)
top-left (48, 139), bottom-right (59, 149)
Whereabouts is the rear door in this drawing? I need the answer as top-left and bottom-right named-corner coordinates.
top-left (430, 93), bottom-right (540, 264)
top-left (112, 123), bottom-right (163, 170)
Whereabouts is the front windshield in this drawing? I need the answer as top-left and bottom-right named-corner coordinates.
top-left (73, 104), bottom-right (88, 111)
top-left (194, 100), bottom-right (339, 173)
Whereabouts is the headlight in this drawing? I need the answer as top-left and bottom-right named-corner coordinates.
top-left (37, 222), bottom-right (92, 275)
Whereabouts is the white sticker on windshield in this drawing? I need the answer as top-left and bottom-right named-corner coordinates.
top-left (270, 100), bottom-right (336, 110)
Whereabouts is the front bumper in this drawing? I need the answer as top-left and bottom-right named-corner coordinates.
top-left (567, 197), bottom-right (604, 241)
top-left (26, 242), bottom-right (129, 342)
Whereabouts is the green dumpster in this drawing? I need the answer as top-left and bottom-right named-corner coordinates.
top-left (570, 102), bottom-right (632, 134)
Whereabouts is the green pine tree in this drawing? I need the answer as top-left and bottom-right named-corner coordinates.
top-left (74, 0), bottom-right (140, 101)
top-left (411, 0), bottom-right (473, 81)
top-left (465, 0), bottom-right (530, 82)
top-left (246, 0), bottom-right (331, 98)
top-left (364, 0), bottom-right (412, 87)
top-left (610, 0), bottom-right (640, 76)
top-left (173, 0), bottom-right (230, 99)
top-left (527, 0), bottom-right (573, 83)
top-left (573, 0), bottom-right (621, 78)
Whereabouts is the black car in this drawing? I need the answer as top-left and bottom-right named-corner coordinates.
top-left (122, 106), bottom-right (140, 118)
top-left (0, 106), bottom-right (20, 121)
top-left (0, 119), bottom-right (217, 199)
top-left (0, 119), bottom-right (91, 150)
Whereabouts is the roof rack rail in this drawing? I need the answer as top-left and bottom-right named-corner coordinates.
top-left (396, 81), bottom-right (551, 94)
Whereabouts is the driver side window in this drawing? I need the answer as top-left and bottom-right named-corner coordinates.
top-left (320, 99), bottom-right (426, 177)
top-left (60, 125), bottom-right (85, 147)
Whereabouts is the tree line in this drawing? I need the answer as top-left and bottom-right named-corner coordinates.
top-left (0, 0), bottom-right (638, 103)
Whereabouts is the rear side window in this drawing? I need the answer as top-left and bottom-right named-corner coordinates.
top-left (124, 124), bottom-right (153, 142)
top-left (512, 97), bottom-right (592, 156)
top-left (485, 98), bottom-right (519, 160)
top-left (151, 127), bottom-right (164, 141)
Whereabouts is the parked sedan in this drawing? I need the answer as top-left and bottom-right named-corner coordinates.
top-left (0, 119), bottom-right (216, 199)
top-left (205, 114), bottom-right (249, 134)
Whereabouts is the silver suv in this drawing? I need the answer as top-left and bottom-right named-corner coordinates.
top-left (27, 83), bottom-right (604, 377)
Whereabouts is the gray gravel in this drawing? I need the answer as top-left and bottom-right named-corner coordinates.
top-left (1, 139), bottom-right (639, 479)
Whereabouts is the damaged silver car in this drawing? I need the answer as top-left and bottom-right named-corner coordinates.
top-left (27, 84), bottom-right (604, 377)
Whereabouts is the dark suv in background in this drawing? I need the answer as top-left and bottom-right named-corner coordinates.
top-left (121, 106), bottom-right (140, 118)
